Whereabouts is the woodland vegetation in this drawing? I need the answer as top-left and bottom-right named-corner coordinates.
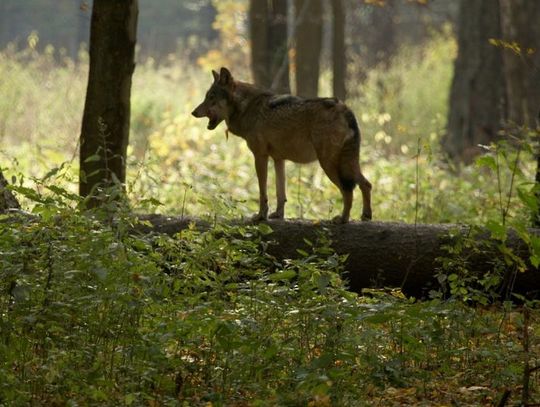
top-left (1, 0), bottom-right (540, 405)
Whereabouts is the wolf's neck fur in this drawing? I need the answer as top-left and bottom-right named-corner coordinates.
top-left (226, 81), bottom-right (272, 137)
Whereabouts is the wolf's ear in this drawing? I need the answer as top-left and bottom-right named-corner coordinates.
top-left (212, 70), bottom-right (219, 83)
top-left (219, 67), bottom-right (234, 87)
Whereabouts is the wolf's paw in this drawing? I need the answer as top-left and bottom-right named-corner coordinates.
top-left (251, 213), bottom-right (268, 222)
top-left (331, 215), bottom-right (348, 224)
top-left (361, 213), bottom-right (372, 222)
top-left (269, 211), bottom-right (284, 220)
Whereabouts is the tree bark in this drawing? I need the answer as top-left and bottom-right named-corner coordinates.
top-left (79, 0), bottom-right (138, 205)
top-left (269, 0), bottom-right (290, 93)
top-left (331, 0), bottom-right (346, 101)
top-left (535, 110), bottom-right (540, 228)
top-left (0, 1), bottom-right (7, 47)
top-left (498, 1), bottom-right (540, 227)
top-left (295, 0), bottom-right (322, 98)
top-left (249, 0), bottom-right (269, 88)
top-left (137, 215), bottom-right (540, 299)
top-left (444, 0), bottom-right (505, 162)
top-left (499, 0), bottom-right (540, 129)
top-left (0, 169), bottom-right (20, 213)
top-left (364, 1), bottom-right (397, 70)
top-left (249, 0), bottom-right (290, 93)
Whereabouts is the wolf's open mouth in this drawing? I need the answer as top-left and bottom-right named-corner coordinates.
top-left (207, 115), bottom-right (219, 130)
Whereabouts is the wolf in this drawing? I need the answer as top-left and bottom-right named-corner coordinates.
top-left (191, 67), bottom-right (372, 223)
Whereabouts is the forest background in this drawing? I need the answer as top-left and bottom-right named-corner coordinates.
top-left (1, 1), bottom-right (540, 405)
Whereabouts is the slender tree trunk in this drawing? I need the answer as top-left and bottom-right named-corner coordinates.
top-left (0, 169), bottom-right (20, 213)
top-left (268, 0), bottom-right (290, 93)
top-left (331, 0), bottom-right (346, 101)
top-left (295, 0), bottom-right (322, 98)
top-left (249, 0), bottom-right (290, 93)
top-left (444, 0), bottom-right (505, 162)
top-left (249, 0), bottom-right (270, 88)
top-left (498, 1), bottom-right (540, 227)
top-left (0, 2), bottom-right (6, 48)
top-left (366, 1), bottom-right (396, 70)
top-left (499, 0), bottom-right (540, 128)
top-left (352, 1), bottom-right (397, 81)
top-left (534, 110), bottom-right (540, 227)
top-left (79, 0), bottom-right (138, 204)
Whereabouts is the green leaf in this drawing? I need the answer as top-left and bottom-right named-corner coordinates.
top-left (124, 394), bottom-right (136, 406)
top-left (317, 273), bottom-right (331, 292)
top-left (84, 153), bottom-right (101, 163)
top-left (257, 223), bottom-right (273, 235)
top-left (364, 312), bottom-right (394, 324)
top-left (517, 186), bottom-right (538, 213)
top-left (312, 352), bottom-right (333, 368)
top-left (486, 219), bottom-right (506, 241)
top-left (530, 235), bottom-right (540, 258)
top-left (268, 270), bottom-right (296, 281)
top-left (475, 154), bottom-right (497, 171)
top-left (447, 273), bottom-right (458, 282)
top-left (47, 185), bottom-right (81, 201)
top-left (41, 165), bottom-right (62, 182)
top-left (10, 185), bottom-right (43, 202)
top-left (530, 255), bottom-right (539, 268)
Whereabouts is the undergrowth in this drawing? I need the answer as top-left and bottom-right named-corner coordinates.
top-left (0, 189), bottom-right (538, 405)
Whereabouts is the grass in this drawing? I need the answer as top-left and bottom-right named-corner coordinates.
top-left (1, 33), bottom-right (540, 405)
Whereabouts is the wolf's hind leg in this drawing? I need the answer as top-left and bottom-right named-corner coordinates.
top-left (336, 188), bottom-right (353, 224)
top-left (318, 159), bottom-right (352, 223)
top-left (269, 159), bottom-right (287, 219)
top-left (356, 171), bottom-right (372, 221)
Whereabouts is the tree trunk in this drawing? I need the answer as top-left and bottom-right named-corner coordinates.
top-left (498, 1), bottom-right (540, 227)
top-left (499, 0), bottom-right (540, 129)
top-left (0, 1), bottom-right (7, 47)
top-left (79, 0), bottom-right (138, 205)
top-left (137, 215), bottom-right (540, 299)
top-left (365, 1), bottom-right (396, 70)
top-left (268, 0), bottom-right (290, 93)
top-left (444, 0), bottom-right (505, 162)
top-left (249, 0), bottom-right (290, 93)
top-left (331, 0), bottom-right (346, 101)
top-left (249, 0), bottom-right (269, 88)
top-left (0, 169), bottom-right (20, 213)
top-left (535, 110), bottom-right (540, 228)
top-left (295, 0), bottom-right (322, 98)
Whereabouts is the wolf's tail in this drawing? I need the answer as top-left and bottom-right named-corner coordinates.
top-left (344, 108), bottom-right (361, 143)
top-left (337, 109), bottom-right (362, 191)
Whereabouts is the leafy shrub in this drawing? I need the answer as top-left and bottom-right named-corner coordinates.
top-left (0, 183), bottom-right (536, 405)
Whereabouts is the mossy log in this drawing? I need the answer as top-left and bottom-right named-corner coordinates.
top-left (138, 215), bottom-right (540, 299)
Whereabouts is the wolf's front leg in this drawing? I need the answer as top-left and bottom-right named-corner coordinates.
top-left (252, 154), bottom-right (269, 221)
top-left (269, 159), bottom-right (286, 219)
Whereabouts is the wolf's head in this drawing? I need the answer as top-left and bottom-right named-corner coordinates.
top-left (191, 67), bottom-right (235, 130)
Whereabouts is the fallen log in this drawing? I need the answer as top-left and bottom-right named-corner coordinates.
top-left (138, 215), bottom-right (540, 299)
